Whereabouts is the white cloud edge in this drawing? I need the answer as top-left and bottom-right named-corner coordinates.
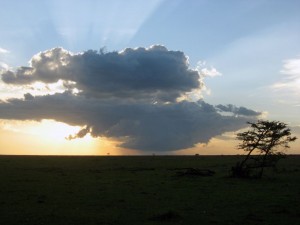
top-left (0, 47), bottom-right (10, 54)
top-left (271, 56), bottom-right (300, 96)
top-left (196, 61), bottom-right (222, 78)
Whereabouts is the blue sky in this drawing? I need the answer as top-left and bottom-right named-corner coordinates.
top-left (0, 0), bottom-right (299, 155)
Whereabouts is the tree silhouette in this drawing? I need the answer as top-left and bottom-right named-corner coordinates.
top-left (232, 120), bottom-right (297, 178)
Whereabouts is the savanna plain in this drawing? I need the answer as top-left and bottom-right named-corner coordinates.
top-left (0, 155), bottom-right (299, 225)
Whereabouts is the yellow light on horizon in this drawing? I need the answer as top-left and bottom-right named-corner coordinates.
top-left (27, 120), bottom-right (81, 141)
top-left (0, 119), bottom-right (103, 155)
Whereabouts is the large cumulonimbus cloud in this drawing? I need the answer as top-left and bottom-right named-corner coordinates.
top-left (2, 45), bottom-right (201, 103)
top-left (0, 45), bottom-right (261, 152)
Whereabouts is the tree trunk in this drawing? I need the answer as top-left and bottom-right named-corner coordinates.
top-left (240, 149), bottom-right (254, 168)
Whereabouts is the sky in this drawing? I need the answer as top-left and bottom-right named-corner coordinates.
top-left (0, 0), bottom-right (299, 155)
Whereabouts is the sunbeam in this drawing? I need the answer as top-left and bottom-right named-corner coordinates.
top-left (46, 0), bottom-right (163, 50)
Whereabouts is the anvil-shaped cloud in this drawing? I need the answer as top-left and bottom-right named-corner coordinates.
top-left (0, 45), bottom-right (261, 151)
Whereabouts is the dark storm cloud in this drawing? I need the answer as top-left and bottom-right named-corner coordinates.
top-left (1, 46), bottom-right (200, 103)
top-left (216, 104), bottom-right (261, 116)
top-left (0, 93), bottom-right (258, 151)
top-left (0, 46), bottom-right (262, 151)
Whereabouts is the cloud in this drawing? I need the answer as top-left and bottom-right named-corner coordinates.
top-left (191, 61), bottom-right (222, 98)
top-left (215, 104), bottom-right (261, 117)
top-left (0, 92), bottom-right (259, 151)
top-left (1, 45), bottom-right (201, 103)
top-left (272, 56), bottom-right (300, 98)
top-left (0, 47), bottom-right (10, 70)
top-left (197, 61), bottom-right (222, 78)
top-left (0, 47), bottom-right (9, 54)
top-left (0, 62), bottom-right (9, 70)
top-left (281, 57), bottom-right (300, 77)
top-left (66, 126), bottom-right (91, 140)
top-left (0, 46), bottom-right (262, 152)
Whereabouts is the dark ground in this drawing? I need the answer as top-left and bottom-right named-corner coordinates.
top-left (0, 155), bottom-right (299, 225)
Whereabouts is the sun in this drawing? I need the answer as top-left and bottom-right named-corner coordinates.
top-left (0, 119), bottom-right (103, 155)
top-left (1, 119), bottom-right (88, 143)
top-left (27, 120), bottom-right (83, 141)
top-left (1, 119), bottom-right (137, 156)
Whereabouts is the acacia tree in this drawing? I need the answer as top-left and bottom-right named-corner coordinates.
top-left (232, 120), bottom-right (297, 178)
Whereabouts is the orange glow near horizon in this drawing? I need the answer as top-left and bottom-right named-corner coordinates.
top-left (0, 119), bottom-right (103, 155)
top-left (0, 120), bottom-right (299, 155)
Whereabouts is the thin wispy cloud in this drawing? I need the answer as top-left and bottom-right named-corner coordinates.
top-left (272, 56), bottom-right (300, 99)
top-left (0, 47), bottom-right (10, 70)
top-left (0, 47), bottom-right (9, 54)
top-left (0, 46), bottom-right (261, 152)
top-left (281, 57), bottom-right (300, 77)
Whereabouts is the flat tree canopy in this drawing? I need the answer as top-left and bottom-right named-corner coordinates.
top-left (233, 120), bottom-right (297, 178)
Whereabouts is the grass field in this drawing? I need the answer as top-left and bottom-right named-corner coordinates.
top-left (0, 155), bottom-right (299, 225)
